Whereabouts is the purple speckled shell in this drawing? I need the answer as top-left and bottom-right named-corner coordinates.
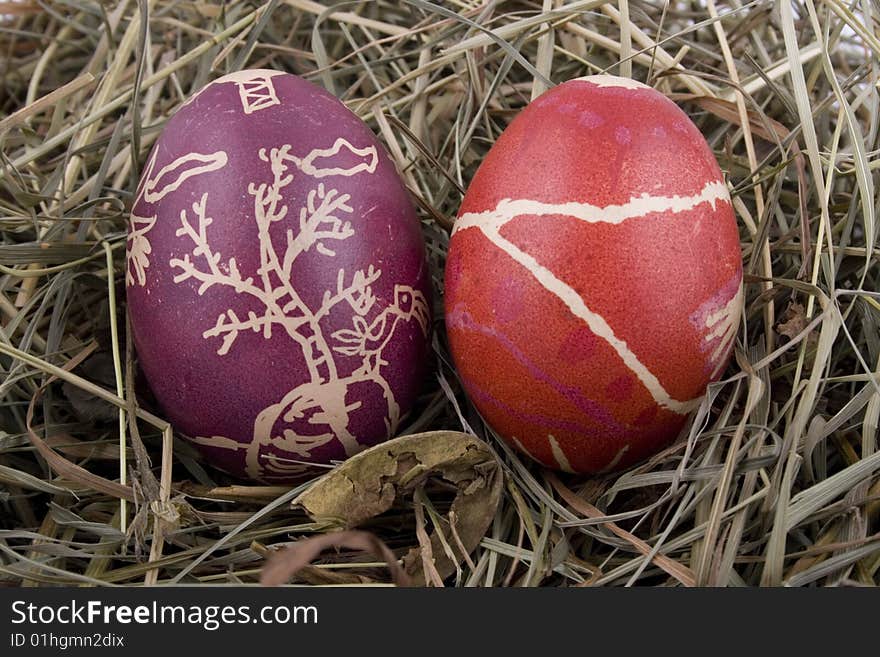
top-left (126, 70), bottom-right (431, 483)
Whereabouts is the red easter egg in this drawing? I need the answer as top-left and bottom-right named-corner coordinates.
top-left (444, 75), bottom-right (743, 473)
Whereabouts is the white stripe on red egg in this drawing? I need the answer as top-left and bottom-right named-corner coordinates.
top-left (598, 445), bottom-right (631, 473)
top-left (454, 181), bottom-right (733, 415)
top-left (695, 282), bottom-right (743, 378)
top-left (548, 435), bottom-right (575, 473)
top-left (453, 179), bottom-right (729, 234)
top-left (511, 435), bottom-right (544, 466)
top-left (573, 75), bottom-right (652, 90)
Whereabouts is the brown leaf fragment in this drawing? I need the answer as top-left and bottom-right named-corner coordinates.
top-left (777, 302), bottom-right (807, 342)
top-left (293, 430), bottom-right (504, 585)
top-left (259, 530), bottom-right (409, 587)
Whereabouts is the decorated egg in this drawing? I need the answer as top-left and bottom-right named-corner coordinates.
top-left (126, 70), bottom-right (431, 483)
top-left (445, 75), bottom-right (742, 474)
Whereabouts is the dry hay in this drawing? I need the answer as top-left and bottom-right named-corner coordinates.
top-left (0, 0), bottom-right (878, 587)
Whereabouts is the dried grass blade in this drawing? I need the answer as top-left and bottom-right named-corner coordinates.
top-left (547, 473), bottom-right (696, 586)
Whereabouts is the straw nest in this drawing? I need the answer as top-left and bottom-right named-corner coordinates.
top-left (1, 0), bottom-right (878, 587)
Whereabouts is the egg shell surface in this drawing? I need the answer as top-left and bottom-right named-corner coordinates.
top-left (444, 75), bottom-right (743, 473)
top-left (126, 70), bottom-right (431, 483)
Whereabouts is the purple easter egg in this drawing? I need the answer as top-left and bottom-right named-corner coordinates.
top-left (126, 70), bottom-right (431, 483)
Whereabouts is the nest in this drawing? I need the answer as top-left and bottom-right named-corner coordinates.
top-left (1, 1), bottom-right (878, 587)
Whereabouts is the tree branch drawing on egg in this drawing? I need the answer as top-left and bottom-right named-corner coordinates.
top-left (126, 148), bottom-right (228, 288)
top-left (169, 138), bottom-right (430, 480)
top-left (126, 215), bottom-right (157, 287)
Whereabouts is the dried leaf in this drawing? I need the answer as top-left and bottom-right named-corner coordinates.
top-left (260, 530), bottom-right (409, 587)
top-left (294, 430), bottom-right (503, 585)
top-left (777, 302), bottom-right (807, 342)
